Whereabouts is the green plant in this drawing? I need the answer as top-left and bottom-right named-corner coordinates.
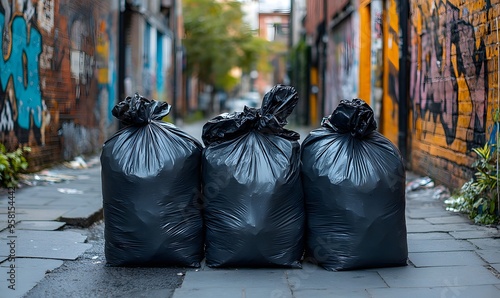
top-left (445, 143), bottom-right (500, 225)
top-left (0, 144), bottom-right (31, 189)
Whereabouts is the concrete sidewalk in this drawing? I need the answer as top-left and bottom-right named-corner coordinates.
top-left (0, 157), bottom-right (103, 297)
top-left (1, 120), bottom-right (500, 297)
top-left (177, 121), bottom-right (500, 297)
top-left (172, 181), bottom-right (500, 298)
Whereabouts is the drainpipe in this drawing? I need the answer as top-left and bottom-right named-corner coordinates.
top-left (398, 0), bottom-right (409, 163)
top-left (118, 0), bottom-right (126, 102)
top-left (172, 0), bottom-right (179, 123)
top-left (117, 0), bottom-right (126, 128)
top-left (321, 0), bottom-right (328, 118)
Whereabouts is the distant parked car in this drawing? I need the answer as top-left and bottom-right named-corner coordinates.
top-left (225, 96), bottom-right (259, 113)
top-left (242, 91), bottom-right (261, 103)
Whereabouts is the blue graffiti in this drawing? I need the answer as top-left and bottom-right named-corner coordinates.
top-left (0, 14), bottom-right (43, 130)
top-left (488, 122), bottom-right (498, 150)
top-left (107, 18), bottom-right (116, 124)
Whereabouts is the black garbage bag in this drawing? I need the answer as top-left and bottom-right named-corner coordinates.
top-left (201, 85), bottom-right (305, 268)
top-left (101, 93), bottom-right (204, 267)
top-left (301, 98), bottom-right (408, 271)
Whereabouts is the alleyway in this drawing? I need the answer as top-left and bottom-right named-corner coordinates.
top-left (0, 120), bottom-right (499, 297)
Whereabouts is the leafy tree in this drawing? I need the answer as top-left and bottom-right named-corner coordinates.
top-left (182, 0), bottom-right (270, 93)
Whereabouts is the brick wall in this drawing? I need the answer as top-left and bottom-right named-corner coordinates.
top-left (0, 0), bottom-right (118, 169)
top-left (409, 0), bottom-right (495, 189)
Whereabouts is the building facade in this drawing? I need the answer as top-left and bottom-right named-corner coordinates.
top-left (0, 0), bottom-right (178, 169)
top-left (300, 0), bottom-right (499, 189)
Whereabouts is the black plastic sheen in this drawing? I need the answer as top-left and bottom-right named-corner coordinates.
top-left (201, 85), bottom-right (305, 268)
top-left (301, 98), bottom-right (408, 271)
top-left (101, 93), bottom-right (204, 267)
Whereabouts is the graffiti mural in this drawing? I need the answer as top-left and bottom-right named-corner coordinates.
top-left (0, 0), bottom-right (118, 167)
top-left (0, 0), bottom-right (173, 168)
top-left (69, 17), bottom-right (95, 107)
top-left (0, 4), bottom-right (47, 144)
top-left (37, 0), bottom-right (54, 33)
top-left (410, 0), bottom-right (488, 151)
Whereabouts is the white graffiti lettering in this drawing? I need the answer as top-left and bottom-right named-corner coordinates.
top-left (39, 44), bottom-right (53, 70)
top-left (0, 99), bottom-right (14, 131)
top-left (38, 0), bottom-right (54, 33)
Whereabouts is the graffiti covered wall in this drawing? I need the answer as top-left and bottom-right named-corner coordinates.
top-left (409, 0), bottom-right (492, 188)
top-left (0, 0), bottom-right (118, 168)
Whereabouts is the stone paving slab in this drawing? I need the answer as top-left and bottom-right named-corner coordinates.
top-left (42, 194), bottom-right (97, 206)
top-left (1, 208), bottom-right (68, 221)
top-left (477, 250), bottom-right (500, 264)
top-left (407, 223), bottom-right (479, 233)
top-left (449, 229), bottom-right (500, 239)
top-left (407, 239), bottom-right (476, 252)
top-left (292, 289), bottom-right (370, 298)
top-left (6, 197), bottom-right (57, 207)
top-left (285, 268), bottom-right (387, 291)
top-left (405, 218), bottom-right (428, 225)
top-left (376, 265), bottom-right (500, 288)
top-left (367, 285), bottom-right (500, 298)
top-left (409, 251), bottom-right (486, 267)
top-left (425, 215), bottom-right (471, 224)
top-left (406, 232), bottom-right (453, 240)
top-left (468, 238), bottom-right (500, 250)
top-left (0, 221), bottom-right (7, 232)
top-left (180, 269), bottom-right (288, 289)
top-left (16, 221), bottom-right (66, 231)
top-left (0, 258), bottom-right (63, 298)
top-left (173, 287), bottom-right (293, 298)
top-left (0, 230), bottom-right (90, 260)
top-left (405, 202), bottom-right (444, 209)
top-left (60, 202), bottom-right (103, 227)
top-left (406, 210), bottom-right (455, 219)
top-left (180, 267), bottom-right (389, 296)
top-left (491, 263), bottom-right (500, 273)
top-left (405, 188), bottom-right (436, 200)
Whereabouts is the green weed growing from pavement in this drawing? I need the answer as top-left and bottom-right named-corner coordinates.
top-left (0, 144), bottom-right (31, 189)
top-left (445, 143), bottom-right (500, 225)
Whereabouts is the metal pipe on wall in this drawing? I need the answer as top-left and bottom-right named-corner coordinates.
top-left (321, 0), bottom-right (327, 118)
top-left (398, 0), bottom-right (409, 163)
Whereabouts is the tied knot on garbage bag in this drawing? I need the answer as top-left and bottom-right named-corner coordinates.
top-left (202, 85), bottom-right (300, 146)
top-left (112, 93), bottom-right (171, 126)
top-left (322, 98), bottom-right (377, 138)
top-left (301, 98), bottom-right (407, 271)
top-left (201, 84), bottom-right (304, 268)
top-left (102, 93), bottom-right (203, 267)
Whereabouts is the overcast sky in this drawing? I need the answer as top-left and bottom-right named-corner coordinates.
top-left (259, 0), bottom-right (290, 12)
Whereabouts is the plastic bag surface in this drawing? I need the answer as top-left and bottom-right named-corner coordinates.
top-left (201, 85), bottom-right (305, 268)
top-left (301, 98), bottom-right (408, 271)
top-left (101, 93), bottom-right (204, 267)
